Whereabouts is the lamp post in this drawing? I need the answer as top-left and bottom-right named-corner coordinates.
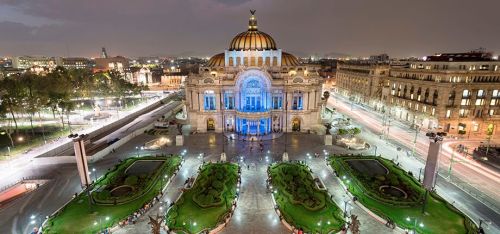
top-left (135, 146), bottom-right (139, 157)
top-left (92, 168), bottom-right (97, 182)
top-left (374, 145), bottom-right (378, 157)
top-left (412, 125), bottom-right (420, 158)
top-left (343, 199), bottom-right (351, 218)
top-left (406, 216), bottom-right (424, 234)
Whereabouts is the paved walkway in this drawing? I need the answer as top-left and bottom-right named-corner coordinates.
top-left (308, 159), bottom-right (402, 234)
top-left (114, 157), bottom-right (200, 234)
top-left (221, 163), bottom-right (289, 234)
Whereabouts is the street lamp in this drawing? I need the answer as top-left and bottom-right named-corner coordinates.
top-left (92, 168), bottom-right (97, 181)
top-left (135, 146), bottom-right (140, 157)
top-left (343, 199), bottom-right (351, 218)
top-left (406, 216), bottom-right (424, 234)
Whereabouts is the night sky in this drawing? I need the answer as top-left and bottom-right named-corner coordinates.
top-left (0, 0), bottom-right (498, 58)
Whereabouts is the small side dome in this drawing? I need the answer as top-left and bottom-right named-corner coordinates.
top-left (207, 53), bottom-right (225, 67)
top-left (281, 52), bottom-right (300, 66)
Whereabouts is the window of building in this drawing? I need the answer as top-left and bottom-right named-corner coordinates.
top-left (292, 91), bottom-right (303, 110)
top-left (489, 109), bottom-right (495, 116)
top-left (204, 90), bottom-right (216, 110)
top-left (462, 89), bottom-right (470, 98)
top-left (459, 109), bottom-right (469, 118)
top-left (477, 89), bottom-right (485, 97)
top-left (431, 107), bottom-right (435, 116)
top-left (475, 99), bottom-right (484, 106)
top-left (445, 109), bottom-right (451, 118)
top-left (458, 123), bottom-right (467, 135)
top-left (224, 91), bottom-right (234, 110)
top-left (272, 96), bottom-right (283, 109)
top-left (472, 122), bottom-right (479, 132)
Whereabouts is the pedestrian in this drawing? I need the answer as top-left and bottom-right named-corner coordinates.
top-left (247, 164), bottom-right (250, 170)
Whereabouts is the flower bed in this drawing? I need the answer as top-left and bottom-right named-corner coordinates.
top-left (269, 162), bottom-right (344, 233)
top-left (329, 155), bottom-right (478, 234)
top-left (166, 163), bottom-right (239, 234)
top-left (42, 155), bottom-right (181, 234)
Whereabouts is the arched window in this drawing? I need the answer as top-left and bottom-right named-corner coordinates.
top-left (462, 89), bottom-right (470, 98)
top-left (204, 90), bottom-right (216, 110)
top-left (228, 57), bottom-right (234, 67)
top-left (292, 91), bottom-right (303, 110)
top-left (433, 90), bottom-right (438, 105)
top-left (258, 57), bottom-right (263, 66)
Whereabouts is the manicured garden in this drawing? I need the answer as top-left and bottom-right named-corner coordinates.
top-left (329, 155), bottom-right (478, 234)
top-left (166, 163), bottom-right (239, 234)
top-left (269, 162), bottom-right (345, 233)
top-left (42, 155), bottom-right (181, 234)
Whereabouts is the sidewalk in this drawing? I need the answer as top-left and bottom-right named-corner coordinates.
top-left (308, 159), bottom-right (403, 234)
top-left (114, 157), bottom-right (200, 234)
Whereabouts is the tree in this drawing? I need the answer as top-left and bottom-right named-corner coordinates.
top-left (350, 127), bottom-right (361, 135)
top-left (148, 214), bottom-right (164, 234)
top-left (20, 73), bottom-right (46, 136)
top-left (338, 128), bottom-right (348, 135)
top-left (349, 214), bottom-right (360, 234)
top-left (323, 91), bottom-right (330, 100)
top-left (0, 76), bottom-right (25, 132)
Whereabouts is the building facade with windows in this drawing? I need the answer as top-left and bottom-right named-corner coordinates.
top-left (336, 52), bottom-right (500, 137)
top-left (336, 61), bottom-right (390, 108)
top-left (383, 53), bottom-right (500, 137)
top-left (185, 12), bottom-right (323, 134)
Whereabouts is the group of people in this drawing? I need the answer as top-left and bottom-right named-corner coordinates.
top-left (117, 194), bottom-right (162, 227)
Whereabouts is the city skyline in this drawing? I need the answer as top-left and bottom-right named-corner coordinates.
top-left (1, 0), bottom-right (499, 58)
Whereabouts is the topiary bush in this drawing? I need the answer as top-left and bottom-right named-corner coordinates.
top-left (124, 175), bottom-right (139, 186)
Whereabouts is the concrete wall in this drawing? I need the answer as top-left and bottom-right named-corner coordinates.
top-left (34, 97), bottom-right (170, 160)
top-left (34, 102), bottom-right (183, 165)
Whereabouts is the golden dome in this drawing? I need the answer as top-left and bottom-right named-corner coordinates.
top-left (229, 11), bottom-right (277, 51)
top-left (207, 53), bottom-right (225, 67)
top-left (281, 52), bottom-right (300, 66)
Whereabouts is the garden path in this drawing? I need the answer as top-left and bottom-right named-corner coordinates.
top-left (308, 159), bottom-right (404, 234)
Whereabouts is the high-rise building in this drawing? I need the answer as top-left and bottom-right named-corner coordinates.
top-left (101, 47), bottom-right (109, 59)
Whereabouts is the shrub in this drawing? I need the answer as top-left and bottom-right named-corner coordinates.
top-left (212, 180), bottom-right (223, 190)
top-left (124, 175), bottom-right (139, 186)
top-left (96, 190), bottom-right (111, 200)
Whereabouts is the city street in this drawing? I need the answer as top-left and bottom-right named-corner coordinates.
top-left (328, 93), bottom-right (500, 231)
top-left (0, 99), bottom-right (180, 234)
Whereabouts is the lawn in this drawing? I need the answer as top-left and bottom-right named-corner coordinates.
top-left (329, 155), bottom-right (477, 234)
top-left (269, 162), bottom-right (345, 233)
top-left (0, 124), bottom-right (73, 159)
top-left (42, 155), bottom-right (181, 234)
top-left (166, 163), bottom-right (239, 234)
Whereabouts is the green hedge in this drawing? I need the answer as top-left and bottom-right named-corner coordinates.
top-left (43, 155), bottom-right (181, 234)
top-left (329, 155), bottom-right (478, 234)
top-left (269, 162), bottom-right (344, 233)
top-left (166, 163), bottom-right (239, 234)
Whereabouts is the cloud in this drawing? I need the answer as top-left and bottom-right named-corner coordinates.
top-left (0, 0), bottom-right (498, 57)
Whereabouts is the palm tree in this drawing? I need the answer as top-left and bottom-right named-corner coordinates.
top-left (349, 214), bottom-right (360, 234)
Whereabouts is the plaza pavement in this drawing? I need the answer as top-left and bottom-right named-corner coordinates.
top-left (1, 125), bottom-right (498, 233)
top-left (112, 132), bottom-right (399, 234)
